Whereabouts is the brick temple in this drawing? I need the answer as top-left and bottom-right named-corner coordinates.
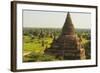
top-left (45, 12), bottom-right (86, 60)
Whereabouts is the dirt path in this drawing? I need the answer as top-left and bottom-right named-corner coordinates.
top-left (23, 52), bottom-right (31, 56)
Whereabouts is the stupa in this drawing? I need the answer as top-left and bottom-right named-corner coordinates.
top-left (45, 12), bottom-right (86, 60)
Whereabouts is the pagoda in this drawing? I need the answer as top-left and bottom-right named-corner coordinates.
top-left (45, 12), bottom-right (86, 60)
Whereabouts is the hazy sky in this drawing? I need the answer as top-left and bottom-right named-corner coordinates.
top-left (23, 10), bottom-right (91, 29)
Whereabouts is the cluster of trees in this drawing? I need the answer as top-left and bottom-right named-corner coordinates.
top-left (82, 33), bottom-right (91, 59)
top-left (77, 30), bottom-right (91, 59)
top-left (23, 28), bottom-right (61, 40)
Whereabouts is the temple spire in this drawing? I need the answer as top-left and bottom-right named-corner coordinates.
top-left (62, 12), bottom-right (75, 35)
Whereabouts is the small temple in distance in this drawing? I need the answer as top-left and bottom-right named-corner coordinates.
top-left (44, 12), bottom-right (86, 60)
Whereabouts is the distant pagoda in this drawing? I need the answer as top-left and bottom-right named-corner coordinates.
top-left (45, 12), bottom-right (86, 60)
